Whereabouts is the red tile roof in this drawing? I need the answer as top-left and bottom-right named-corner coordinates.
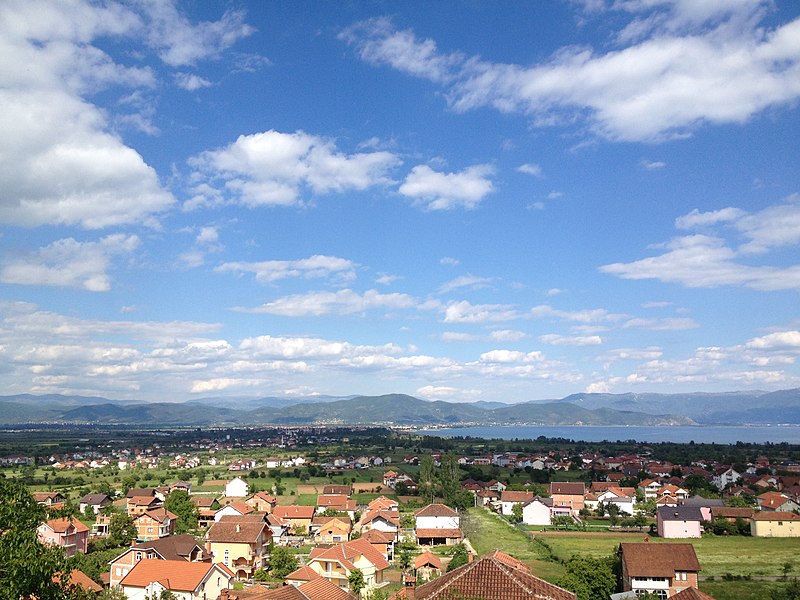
top-left (273, 505), bottom-right (316, 520)
top-left (408, 552), bottom-right (576, 599)
top-left (752, 511), bottom-right (800, 521)
top-left (45, 517), bottom-right (89, 534)
top-left (415, 503), bottom-right (458, 517)
top-left (308, 537), bottom-right (390, 572)
top-left (414, 551), bottom-right (442, 570)
top-left (671, 587), bottom-right (716, 600)
top-left (415, 528), bottom-right (463, 540)
top-left (298, 577), bottom-right (357, 600)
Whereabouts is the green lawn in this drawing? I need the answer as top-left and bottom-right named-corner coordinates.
top-left (537, 532), bottom-right (799, 577)
top-left (700, 579), bottom-right (794, 600)
top-left (462, 508), bottom-right (566, 582)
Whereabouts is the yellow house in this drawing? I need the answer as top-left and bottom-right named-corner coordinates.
top-left (205, 516), bottom-right (269, 579)
top-left (303, 537), bottom-right (390, 593)
top-left (750, 511), bottom-right (800, 537)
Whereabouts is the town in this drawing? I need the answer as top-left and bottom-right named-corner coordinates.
top-left (2, 426), bottom-right (799, 599)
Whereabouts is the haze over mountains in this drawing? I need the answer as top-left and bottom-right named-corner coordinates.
top-left (0, 389), bottom-right (798, 427)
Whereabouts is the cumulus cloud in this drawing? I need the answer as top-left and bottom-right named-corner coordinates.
top-left (216, 255), bottom-right (356, 284)
top-left (342, 6), bottom-right (800, 141)
top-left (0, 0), bottom-right (252, 230)
top-left (174, 72), bottom-right (212, 90)
top-left (398, 164), bottom-right (495, 210)
top-left (0, 234), bottom-right (139, 291)
top-left (602, 197), bottom-right (800, 290)
top-left (188, 129), bottom-right (400, 208)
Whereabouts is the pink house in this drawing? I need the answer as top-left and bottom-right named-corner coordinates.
top-left (656, 506), bottom-right (703, 538)
top-left (37, 517), bottom-right (89, 556)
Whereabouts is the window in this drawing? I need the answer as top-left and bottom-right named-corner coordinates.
top-left (224, 549), bottom-right (229, 566)
top-left (135, 552), bottom-right (142, 561)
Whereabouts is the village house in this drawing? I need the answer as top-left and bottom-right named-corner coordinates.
top-left (757, 491), bottom-right (800, 512)
top-left (414, 503), bottom-right (462, 546)
top-left (134, 508), bottom-right (178, 541)
top-left (79, 493), bottom-right (112, 515)
top-left (225, 476), bottom-right (249, 498)
top-left (32, 491), bottom-right (66, 508)
top-left (119, 558), bottom-right (233, 600)
top-left (619, 542), bottom-right (702, 599)
top-left (215, 501), bottom-right (255, 522)
top-left (499, 490), bottom-right (534, 516)
top-left (549, 482), bottom-right (585, 515)
top-left (750, 511), bottom-right (800, 537)
top-left (205, 515), bottom-right (270, 580)
top-left (292, 537), bottom-right (390, 594)
top-left (109, 534), bottom-right (208, 587)
top-left (712, 467), bottom-right (741, 491)
top-left (272, 505), bottom-right (315, 535)
top-left (37, 517), bottom-right (89, 557)
top-left (521, 496), bottom-right (553, 526)
top-left (657, 506), bottom-right (704, 539)
top-left (316, 494), bottom-right (357, 518)
top-left (245, 491), bottom-right (278, 513)
top-left (362, 528), bottom-right (397, 561)
top-left (310, 516), bottom-right (351, 544)
top-left (413, 551), bottom-right (443, 581)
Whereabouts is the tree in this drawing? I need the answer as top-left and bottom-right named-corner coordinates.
top-left (446, 544), bottom-right (469, 572)
top-left (108, 512), bottom-right (136, 547)
top-left (398, 547), bottom-right (413, 572)
top-left (439, 452), bottom-right (460, 506)
top-left (556, 555), bottom-right (619, 600)
top-left (0, 478), bottom-right (78, 599)
top-left (511, 502), bottom-right (523, 523)
top-left (348, 567), bottom-right (366, 597)
top-left (164, 490), bottom-right (199, 533)
top-left (419, 455), bottom-right (436, 503)
top-left (269, 545), bottom-right (298, 578)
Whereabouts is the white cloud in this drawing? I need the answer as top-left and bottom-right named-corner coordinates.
top-left (539, 333), bottom-right (603, 346)
top-left (188, 129), bottom-right (400, 208)
top-left (0, 1), bottom-right (254, 229)
top-left (437, 274), bottom-right (494, 294)
top-left (174, 72), bottom-right (212, 90)
top-left (0, 234), bottom-right (139, 291)
top-left (622, 317), bottom-right (699, 330)
top-left (479, 349), bottom-right (544, 363)
top-left (640, 159), bottom-right (666, 170)
top-left (236, 289), bottom-right (418, 317)
top-left (530, 304), bottom-right (625, 324)
top-left (489, 329), bottom-right (528, 342)
top-left (343, 7), bottom-right (800, 142)
top-left (138, 1), bottom-right (254, 67)
top-left (443, 300), bottom-right (520, 324)
top-left (216, 255), bottom-right (356, 284)
top-left (399, 164), bottom-right (495, 210)
top-left (375, 273), bottom-right (401, 285)
top-left (746, 331), bottom-right (800, 351)
top-left (440, 257), bottom-right (460, 267)
top-left (601, 228), bottom-right (800, 291)
top-left (517, 163), bottom-right (544, 177)
top-left (338, 17), bottom-right (462, 83)
top-left (675, 207), bottom-right (747, 229)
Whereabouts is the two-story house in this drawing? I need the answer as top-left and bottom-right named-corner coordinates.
top-left (414, 503), bottom-right (462, 546)
top-left (109, 534), bottom-right (208, 587)
top-left (620, 542), bottom-right (702, 599)
top-left (293, 537), bottom-right (390, 594)
top-left (37, 517), bottom-right (89, 557)
top-left (205, 515), bottom-right (269, 580)
top-left (134, 508), bottom-right (177, 541)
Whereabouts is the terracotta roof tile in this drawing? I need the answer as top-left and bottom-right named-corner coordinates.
top-left (752, 511), bottom-right (800, 521)
top-left (298, 577), bottom-right (357, 600)
top-left (671, 587), bottom-right (716, 600)
top-left (415, 503), bottom-right (458, 517)
top-left (411, 553), bottom-right (576, 599)
top-left (120, 559), bottom-right (231, 592)
top-left (206, 517), bottom-right (267, 543)
top-left (415, 528), bottom-right (463, 539)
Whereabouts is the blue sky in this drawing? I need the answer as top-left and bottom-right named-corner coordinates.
top-left (1, 0), bottom-right (799, 404)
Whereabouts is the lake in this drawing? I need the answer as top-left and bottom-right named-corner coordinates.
top-left (416, 425), bottom-right (800, 444)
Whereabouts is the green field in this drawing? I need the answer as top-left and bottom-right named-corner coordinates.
top-left (700, 579), bottom-right (795, 600)
top-left (462, 508), bottom-right (566, 582)
top-left (536, 532), bottom-right (799, 577)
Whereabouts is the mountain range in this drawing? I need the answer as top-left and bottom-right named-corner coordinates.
top-left (0, 388), bottom-right (798, 427)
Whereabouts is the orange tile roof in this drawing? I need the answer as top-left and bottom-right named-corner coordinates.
top-left (273, 505), bottom-right (315, 520)
top-left (415, 503), bottom-right (458, 517)
top-left (45, 517), bottom-right (89, 534)
top-left (671, 588), bottom-right (716, 600)
top-left (414, 551), bottom-right (442, 570)
top-left (120, 559), bottom-right (232, 591)
top-left (298, 577), bottom-right (357, 600)
top-left (309, 537), bottom-right (390, 572)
